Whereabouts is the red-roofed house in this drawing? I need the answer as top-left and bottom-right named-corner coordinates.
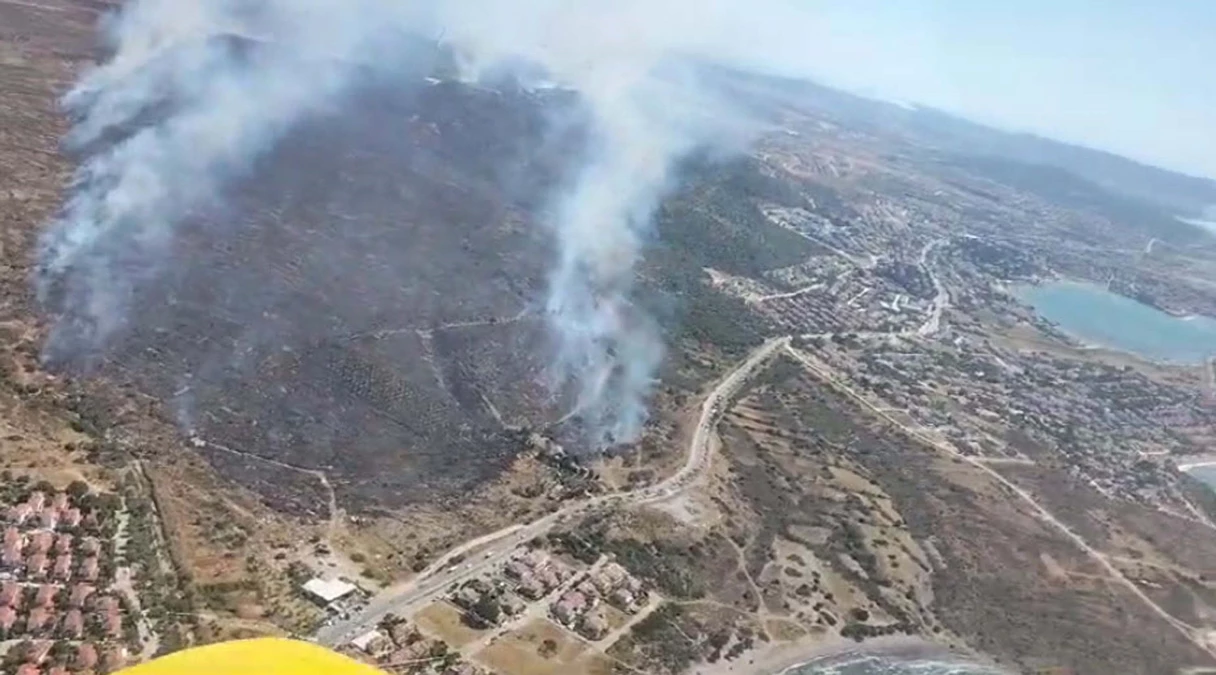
top-left (4, 526), bottom-right (22, 549)
top-left (103, 647), bottom-right (126, 673)
top-left (27, 552), bottom-right (49, 579)
top-left (26, 640), bottom-right (52, 664)
top-left (34, 584), bottom-right (57, 608)
top-left (26, 491), bottom-right (46, 513)
top-left (27, 606), bottom-right (52, 633)
top-left (53, 534), bottom-right (72, 555)
top-left (48, 667), bottom-right (69, 675)
top-left (7, 503), bottom-right (31, 526)
top-left (15, 664), bottom-right (39, 675)
top-left (38, 509), bottom-right (58, 531)
top-left (61, 608), bottom-right (84, 639)
top-left (105, 606), bottom-right (123, 638)
top-left (76, 643), bottom-right (99, 670)
top-left (0, 581), bottom-right (22, 608)
top-left (0, 606), bottom-right (17, 633)
top-left (53, 554), bottom-right (72, 581)
top-left (552, 590), bottom-right (588, 625)
top-left (51, 493), bottom-right (68, 514)
top-left (29, 532), bottom-right (53, 555)
top-left (61, 508), bottom-right (82, 529)
top-left (80, 536), bottom-right (100, 556)
top-left (1, 541), bottom-right (21, 570)
top-left (69, 583), bottom-right (95, 608)
top-left (80, 556), bottom-right (99, 582)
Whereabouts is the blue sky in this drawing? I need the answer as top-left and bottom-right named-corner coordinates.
top-left (720, 0), bottom-right (1216, 179)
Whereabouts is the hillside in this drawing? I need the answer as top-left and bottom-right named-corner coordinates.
top-left (8, 2), bottom-right (1216, 674)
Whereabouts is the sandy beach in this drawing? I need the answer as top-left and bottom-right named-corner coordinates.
top-left (688, 633), bottom-right (952, 675)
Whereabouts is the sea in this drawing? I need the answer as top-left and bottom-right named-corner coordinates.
top-left (787, 654), bottom-right (1004, 674)
top-left (1014, 281), bottom-right (1216, 364)
top-left (1184, 464), bottom-right (1216, 493)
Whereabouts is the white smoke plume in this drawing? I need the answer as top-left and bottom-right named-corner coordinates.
top-left (38, 0), bottom-right (422, 352)
top-left (433, 1), bottom-right (752, 445)
top-left (38, 0), bottom-right (756, 446)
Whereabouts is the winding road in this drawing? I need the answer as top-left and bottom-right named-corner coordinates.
top-left (314, 336), bottom-right (789, 645)
top-left (315, 240), bottom-right (946, 646)
top-left (915, 238), bottom-right (949, 337)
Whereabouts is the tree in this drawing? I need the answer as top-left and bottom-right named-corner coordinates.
top-left (378, 613), bottom-right (401, 631)
top-left (67, 480), bottom-right (90, 500)
top-left (467, 594), bottom-right (501, 628)
top-left (428, 641), bottom-right (449, 659)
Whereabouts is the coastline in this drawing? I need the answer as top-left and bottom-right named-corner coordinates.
top-left (1177, 455), bottom-right (1216, 472)
top-left (688, 634), bottom-right (967, 675)
top-left (1011, 281), bottom-right (1216, 367)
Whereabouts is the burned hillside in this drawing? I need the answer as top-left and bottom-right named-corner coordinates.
top-left (39, 59), bottom-right (814, 513)
top-left (43, 74), bottom-right (576, 511)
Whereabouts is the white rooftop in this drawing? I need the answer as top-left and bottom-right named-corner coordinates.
top-left (302, 577), bottom-right (358, 603)
top-left (350, 629), bottom-right (385, 653)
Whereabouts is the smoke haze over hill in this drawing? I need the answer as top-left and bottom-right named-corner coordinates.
top-left (36, 0), bottom-right (761, 447)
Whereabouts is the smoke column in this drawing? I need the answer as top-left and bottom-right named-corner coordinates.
top-left (38, 0), bottom-right (749, 446)
top-left (434, 2), bottom-right (746, 445)
top-left (37, 0), bottom-right (422, 356)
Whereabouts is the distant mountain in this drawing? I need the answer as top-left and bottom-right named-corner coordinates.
top-left (707, 65), bottom-right (1216, 218)
top-left (904, 107), bottom-right (1216, 218)
top-left (942, 154), bottom-right (1208, 245)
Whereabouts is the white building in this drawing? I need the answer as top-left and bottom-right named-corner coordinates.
top-left (350, 629), bottom-right (388, 655)
top-left (302, 577), bottom-right (358, 606)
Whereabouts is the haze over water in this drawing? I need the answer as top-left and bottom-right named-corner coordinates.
top-left (1016, 282), bottom-right (1216, 364)
top-left (1177, 215), bottom-right (1216, 236)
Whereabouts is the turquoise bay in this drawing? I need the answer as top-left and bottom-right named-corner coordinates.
top-left (1014, 282), bottom-right (1216, 364)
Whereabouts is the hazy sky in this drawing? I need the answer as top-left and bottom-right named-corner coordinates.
top-left (722, 0), bottom-right (1216, 180)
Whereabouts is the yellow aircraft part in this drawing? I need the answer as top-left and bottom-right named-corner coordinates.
top-left (115, 638), bottom-right (386, 675)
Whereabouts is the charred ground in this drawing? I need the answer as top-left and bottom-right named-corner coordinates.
top-left (33, 37), bottom-right (815, 512)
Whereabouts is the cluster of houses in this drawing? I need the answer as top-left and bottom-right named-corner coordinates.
top-left (450, 577), bottom-right (521, 623)
top-left (7, 640), bottom-right (126, 675)
top-left (6, 492), bottom-right (86, 533)
top-left (0, 488), bottom-right (128, 674)
top-left (550, 562), bottom-right (645, 641)
top-left (3, 491), bottom-right (105, 585)
top-left (0, 580), bottom-right (123, 640)
top-left (449, 550), bottom-right (575, 628)
top-left (344, 618), bottom-right (490, 675)
top-left (446, 548), bottom-right (649, 643)
top-left (501, 550), bottom-right (571, 601)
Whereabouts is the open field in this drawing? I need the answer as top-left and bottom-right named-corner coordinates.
top-left (475, 619), bottom-right (611, 675)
